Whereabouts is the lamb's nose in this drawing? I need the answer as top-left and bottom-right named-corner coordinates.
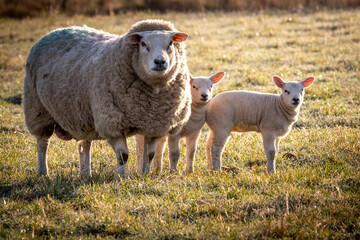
top-left (293, 98), bottom-right (300, 104)
top-left (154, 57), bottom-right (166, 65)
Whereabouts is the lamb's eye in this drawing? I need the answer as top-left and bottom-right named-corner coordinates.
top-left (284, 90), bottom-right (290, 94)
top-left (193, 85), bottom-right (196, 89)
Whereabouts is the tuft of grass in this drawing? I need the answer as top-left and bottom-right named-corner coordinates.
top-left (1, 9), bottom-right (360, 239)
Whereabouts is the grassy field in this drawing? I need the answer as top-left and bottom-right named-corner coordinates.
top-left (1, 9), bottom-right (360, 239)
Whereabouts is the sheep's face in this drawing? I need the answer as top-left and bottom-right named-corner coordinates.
top-left (127, 31), bottom-right (188, 81)
top-left (190, 72), bottom-right (225, 105)
top-left (273, 76), bottom-right (315, 109)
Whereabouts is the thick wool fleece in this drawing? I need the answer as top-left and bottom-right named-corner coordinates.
top-left (23, 20), bottom-right (191, 142)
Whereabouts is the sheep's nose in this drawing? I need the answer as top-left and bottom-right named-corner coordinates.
top-left (293, 98), bottom-right (300, 104)
top-left (201, 93), bottom-right (208, 101)
top-left (154, 57), bottom-right (166, 65)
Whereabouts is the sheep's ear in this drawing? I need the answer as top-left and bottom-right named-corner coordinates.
top-left (273, 75), bottom-right (285, 89)
top-left (301, 76), bottom-right (315, 88)
top-left (189, 73), bottom-right (194, 84)
top-left (126, 33), bottom-right (142, 44)
top-left (172, 32), bottom-right (188, 43)
top-left (211, 72), bottom-right (226, 84)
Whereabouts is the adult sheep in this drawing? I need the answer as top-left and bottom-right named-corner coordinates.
top-left (23, 19), bottom-right (192, 177)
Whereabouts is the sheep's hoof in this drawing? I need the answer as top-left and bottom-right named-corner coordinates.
top-left (282, 152), bottom-right (297, 160)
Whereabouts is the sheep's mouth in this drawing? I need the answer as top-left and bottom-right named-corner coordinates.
top-left (152, 66), bottom-right (167, 72)
top-left (292, 101), bottom-right (300, 106)
top-left (200, 97), bottom-right (209, 102)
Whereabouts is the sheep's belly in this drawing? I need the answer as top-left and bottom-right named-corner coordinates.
top-left (232, 124), bottom-right (260, 133)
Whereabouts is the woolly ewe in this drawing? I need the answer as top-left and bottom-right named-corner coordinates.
top-left (23, 20), bottom-right (191, 177)
top-left (205, 75), bottom-right (315, 172)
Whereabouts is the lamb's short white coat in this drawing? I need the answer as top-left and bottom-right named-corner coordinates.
top-left (205, 75), bottom-right (315, 172)
top-left (136, 72), bottom-right (225, 174)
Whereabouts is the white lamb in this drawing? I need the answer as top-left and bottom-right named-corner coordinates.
top-left (205, 75), bottom-right (315, 172)
top-left (136, 72), bottom-right (225, 174)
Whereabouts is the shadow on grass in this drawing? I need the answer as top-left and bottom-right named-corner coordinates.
top-left (0, 172), bottom-right (116, 202)
top-left (1, 94), bottom-right (22, 105)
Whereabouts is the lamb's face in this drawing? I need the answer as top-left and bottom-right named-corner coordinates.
top-left (191, 72), bottom-right (225, 105)
top-left (127, 31), bottom-right (188, 79)
top-left (281, 82), bottom-right (305, 108)
top-left (273, 75), bottom-right (315, 109)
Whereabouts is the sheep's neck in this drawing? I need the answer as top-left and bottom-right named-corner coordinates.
top-left (277, 97), bottom-right (299, 123)
top-left (189, 102), bottom-right (206, 121)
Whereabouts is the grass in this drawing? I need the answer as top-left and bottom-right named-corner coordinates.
top-left (0, 9), bottom-right (360, 239)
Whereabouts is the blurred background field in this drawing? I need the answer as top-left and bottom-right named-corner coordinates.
top-left (1, 0), bottom-right (360, 18)
top-left (0, 4), bottom-right (359, 240)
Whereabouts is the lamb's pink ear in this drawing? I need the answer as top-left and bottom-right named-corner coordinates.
top-left (172, 32), bottom-right (188, 43)
top-left (301, 76), bottom-right (315, 88)
top-left (126, 33), bottom-right (142, 44)
top-left (211, 72), bottom-right (226, 84)
top-left (189, 73), bottom-right (194, 84)
top-left (273, 75), bottom-right (285, 89)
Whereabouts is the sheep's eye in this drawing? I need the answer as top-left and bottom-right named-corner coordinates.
top-left (192, 85), bottom-right (196, 89)
top-left (284, 90), bottom-right (290, 94)
top-left (140, 41), bottom-right (149, 51)
top-left (167, 41), bottom-right (173, 51)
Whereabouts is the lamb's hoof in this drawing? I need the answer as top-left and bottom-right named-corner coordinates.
top-left (282, 152), bottom-right (297, 160)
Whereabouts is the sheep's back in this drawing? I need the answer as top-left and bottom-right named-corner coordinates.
top-left (25, 26), bottom-right (119, 140)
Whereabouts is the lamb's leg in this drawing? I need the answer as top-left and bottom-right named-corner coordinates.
top-left (210, 131), bottom-right (230, 170)
top-left (206, 130), bottom-right (214, 169)
top-left (185, 130), bottom-right (201, 174)
top-left (36, 136), bottom-right (50, 176)
top-left (275, 137), bottom-right (280, 154)
top-left (78, 140), bottom-right (91, 177)
top-left (167, 134), bottom-right (181, 171)
top-left (135, 134), bottom-right (145, 174)
top-left (142, 137), bottom-right (159, 175)
top-left (152, 136), bottom-right (167, 172)
top-left (262, 131), bottom-right (277, 173)
top-left (108, 137), bottom-right (129, 177)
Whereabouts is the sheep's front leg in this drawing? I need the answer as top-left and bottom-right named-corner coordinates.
top-left (78, 140), bottom-right (91, 177)
top-left (142, 137), bottom-right (159, 175)
top-left (36, 136), bottom-right (50, 176)
top-left (262, 131), bottom-right (277, 173)
top-left (152, 136), bottom-right (167, 172)
top-left (185, 130), bottom-right (201, 174)
top-left (208, 130), bottom-right (230, 171)
top-left (167, 134), bottom-right (181, 171)
top-left (108, 137), bottom-right (129, 177)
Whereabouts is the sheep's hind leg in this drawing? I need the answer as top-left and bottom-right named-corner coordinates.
top-left (78, 140), bottom-right (91, 177)
top-left (108, 137), bottom-right (129, 177)
top-left (36, 136), bottom-right (50, 176)
top-left (167, 134), bottom-right (181, 172)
